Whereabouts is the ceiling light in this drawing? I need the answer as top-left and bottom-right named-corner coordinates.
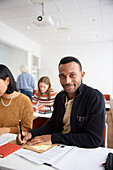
top-left (95, 35), bottom-right (99, 38)
top-left (90, 18), bottom-right (96, 23)
top-left (56, 27), bottom-right (70, 32)
top-left (56, 22), bottom-right (60, 26)
top-left (68, 36), bottom-right (71, 41)
top-left (27, 26), bottom-right (31, 29)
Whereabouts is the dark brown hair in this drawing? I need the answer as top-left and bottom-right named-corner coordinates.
top-left (0, 64), bottom-right (16, 94)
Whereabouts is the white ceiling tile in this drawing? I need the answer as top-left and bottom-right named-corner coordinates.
top-left (81, 7), bottom-right (101, 17)
top-left (83, 16), bottom-right (102, 25)
top-left (77, 0), bottom-right (100, 8)
top-left (0, 0), bottom-right (113, 45)
top-left (66, 18), bottom-right (84, 26)
top-left (55, 0), bottom-right (79, 11)
top-left (61, 10), bottom-right (81, 19)
top-left (103, 34), bottom-right (113, 41)
top-left (0, 8), bottom-right (24, 19)
top-left (18, 6), bottom-right (40, 16)
top-left (86, 24), bottom-right (102, 31)
top-left (103, 22), bottom-right (113, 30)
top-left (101, 0), bottom-right (113, 5)
top-left (70, 25), bottom-right (87, 33)
top-left (102, 14), bottom-right (113, 23)
top-left (42, 2), bottom-right (59, 13)
top-left (0, 0), bottom-right (30, 9)
top-left (102, 4), bottom-right (113, 15)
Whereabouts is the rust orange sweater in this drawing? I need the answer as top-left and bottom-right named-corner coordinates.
top-left (0, 93), bottom-right (33, 134)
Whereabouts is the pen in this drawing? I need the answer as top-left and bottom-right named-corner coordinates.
top-left (19, 119), bottom-right (23, 141)
top-left (43, 163), bottom-right (59, 170)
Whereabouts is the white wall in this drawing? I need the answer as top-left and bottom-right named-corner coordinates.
top-left (0, 42), bottom-right (28, 80)
top-left (0, 21), bottom-right (41, 82)
top-left (41, 41), bottom-right (113, 95)
top-left (0, 21), bottom-right (41, 57)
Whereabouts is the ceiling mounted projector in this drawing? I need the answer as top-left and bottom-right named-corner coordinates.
top-left (33, 15), bottom-right (54, 27)
top-left (33, 3), bottom-right (54, 27)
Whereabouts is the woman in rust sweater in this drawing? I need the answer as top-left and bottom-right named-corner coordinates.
top-left (0, 64), bottom-right (33, 135)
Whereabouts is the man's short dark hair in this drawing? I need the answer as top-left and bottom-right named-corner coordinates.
top-left (59, 56), bottom-right (82, 71)
top-left (0, 64), bottom-right (16, 94)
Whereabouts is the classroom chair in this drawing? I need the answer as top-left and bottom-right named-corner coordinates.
top-left (103, 122), bottom-right (108, 148)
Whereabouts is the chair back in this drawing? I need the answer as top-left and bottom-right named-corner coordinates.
top-left (103, 122), bottom-right (108, 148)
top-left (33, 89), bottom-right (36, 96)
top-left (103, 94), bottom-right (110, 101)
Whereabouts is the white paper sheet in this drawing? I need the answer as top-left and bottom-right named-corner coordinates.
top-left (54, 147), bottom-right (113, 170)
top-left (16, 144), bottom-right (74, 165)
top-left (0, 133), bottom-right (16, 146)
top-left (33, 112), bottom-right (52, 118)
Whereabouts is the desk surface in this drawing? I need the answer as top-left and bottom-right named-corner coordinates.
top-left (0, 134), bottom-right (113, 170)
top-left (0, 134), bottom-right (54, 170)
top-left (0, 153), bottom-right (54, 170)
top-left (105, 103), bottom-right (110, 109)
top-left (33, 111), bottom-right (52, 119)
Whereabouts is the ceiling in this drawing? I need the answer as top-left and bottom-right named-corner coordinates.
top-left (0, 0), bottom-right (113, 45)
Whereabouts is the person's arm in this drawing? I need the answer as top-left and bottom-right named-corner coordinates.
top-left (16, 131), bottom-right (32, 145)
top-left (9, 97), bottom-right (33, 134)
top-left (39, 89), bottom-right (58, 112)
top-left (31, 75), bottom-right (35, 89)
top-left (20, 98), bottom-right (33, 132)
top-left (32, 91), bottom-right (38, 105)
top-left (0, 127), bottom-right (10, 135)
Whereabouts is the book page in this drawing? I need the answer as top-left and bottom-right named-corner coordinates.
top-left (0, 134), bottom-right (16, 146)
top-left (16, 144), bottom-right (74, 165)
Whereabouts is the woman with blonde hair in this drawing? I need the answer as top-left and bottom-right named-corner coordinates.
top-left (32, 76), bottom-right (57, 113)
top-left (16, 64), bottom-right (35, 101)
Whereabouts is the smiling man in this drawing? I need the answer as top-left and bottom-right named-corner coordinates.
top-left (17, 56), bottom-right (105, 148)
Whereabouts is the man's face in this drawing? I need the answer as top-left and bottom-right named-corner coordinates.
top-left (59, 61), bottom-right (85, 98)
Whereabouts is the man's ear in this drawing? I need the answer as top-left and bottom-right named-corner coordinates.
top-left (81, 71), bottom-right (85, 80)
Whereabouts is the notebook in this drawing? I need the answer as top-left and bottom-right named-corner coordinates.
top-left (0, 143), bottom-right (21, 158)
top-left (10, 140), bottom-right (57, 153)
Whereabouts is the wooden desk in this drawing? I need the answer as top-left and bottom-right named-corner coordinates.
top-left (33, 112), bottom-right (52, 129)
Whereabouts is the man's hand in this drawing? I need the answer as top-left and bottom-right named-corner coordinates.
top-left (27, 135), bottom-right (52, 145)
top-left (16, 131), bottom-right (32, 145)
